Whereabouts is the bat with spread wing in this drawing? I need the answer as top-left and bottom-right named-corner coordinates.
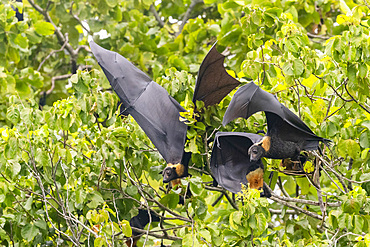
top-left (90, 41), bottom-right (188, 174)
top-left (223, 82), bottom-right (330, 162)
top-left (210, 132), bottom-right (271, 197)
top-left (90, 41), bottom-right (240, 183)
top-left (163, 43), bottom-right (241, 183)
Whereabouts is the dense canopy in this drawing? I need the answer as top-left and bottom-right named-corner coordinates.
top-left (1, 0), bottom-right (370, 246)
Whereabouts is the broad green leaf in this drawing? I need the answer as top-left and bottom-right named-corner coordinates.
top-left (160, 193), bottom-right (179, 209)
top-left (121, 220), bottom-right (132, 237)
top-left (34, 21), bottom-right (55, 36)
top-left (21, 224), bottom-right (39, 242)
top-left (34, 220), bottom-right (47, 231)
top-left (87, 191), bottom-right (104, 208)
top-left (343, 198), bottom-right (361, 214)
top-left (182, 233), bottom-right (200, 247)
top-left (293, 59), bottom-right (304, 76)
top-left (94, 237), bottom-right (105, 247)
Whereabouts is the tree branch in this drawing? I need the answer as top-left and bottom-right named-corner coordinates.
top-left (344, 83), bottom-right (370, 114)
top-left (175, 0), bottom-right (203, 36)
top-left (205, 185), bottom-right (239, 210)
top-left (150, 4), bottom-right (165, 27)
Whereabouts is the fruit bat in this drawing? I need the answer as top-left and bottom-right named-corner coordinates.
top-left (126, 209), bottom-right (160, 247)
top-left (161, 43), bottom-right (240, 183)
top-left (90, 41), bottom-right (240, 184)
top-left (223, 82), bottom-right (330, 161)
top-left (210, 132), bottom-right (271, 197)
top-left (90, 41), bottom-right (188, 177)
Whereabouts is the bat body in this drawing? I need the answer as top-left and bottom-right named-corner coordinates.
top-left (90, 41), bottom-right (240, 184)
top-left (126, 209), bottom-right (160, 247)
top-left (210, 132), bottom-right (270, 197)
top-left (223, 82), bottom-right (330, 162)
top-left (90, 41), bottom-right (188, 178)
top-left (163, 43), bottom-right (240, 182)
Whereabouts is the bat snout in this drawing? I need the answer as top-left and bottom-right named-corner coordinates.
top-left (250, 155), bottom-right (259, 162)
top-left (162, 167), bottom-right (176, 183)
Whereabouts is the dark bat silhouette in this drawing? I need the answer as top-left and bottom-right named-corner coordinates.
top-left (90, 41), bottom-right (188, 171)
top-left (90, 41), bottom-right (240, 184)
top-left (192, 43), bottom-right (240, 107)
top-left (223, 82), bottom-right (330, 162)
top-left (160, 43), bottom-right (240, 183)
top-left (126, 209), bottom-right (160, 247)
top-left (210, 132), bottom-right (271, 197)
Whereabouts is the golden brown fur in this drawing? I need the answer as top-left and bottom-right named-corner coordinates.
top-left (167, 163), bottom-right (185, 177)
top-left (246, 168), bottom-right (264, 190)
top-left (260, 136), bottom-right (271, 152)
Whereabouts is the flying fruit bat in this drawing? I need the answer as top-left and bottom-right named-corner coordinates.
top-left (210, 132), bottom-right (271, 197)
top-left (90, 41), bottom-right (188, 178)
top-left (223, 82), bottom-right (330, 162)
top-left (90, 41), bottom-right (239, 184)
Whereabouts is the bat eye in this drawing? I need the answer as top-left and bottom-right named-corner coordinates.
top-left (165, 169), bottom-right (172, 176)
top-left (252, 149), bottom-right (258, 154)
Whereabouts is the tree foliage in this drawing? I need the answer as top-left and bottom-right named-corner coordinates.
top-left (1, 0), bottom-right (370, 246)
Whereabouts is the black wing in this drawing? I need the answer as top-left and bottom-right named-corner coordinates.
top-left (193, 43), bottom-right (240, 108)
top-left (222, 82), bottom-right (325, 144)
top-left (210, 132), bottom-right (264, 194)
top-left (90, 41), bottom-right (188, 164)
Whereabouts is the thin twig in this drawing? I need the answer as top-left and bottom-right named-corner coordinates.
top-left (150, 4), bottom-right (165, 27)
top-left (175, 0), bottom-right (203, 36)
top-left (205, 185), bottom-right (239, 210)
top-left (37, 34), bottom-right (69, 71)
top-left (344, 84), bottom-right (370, 114)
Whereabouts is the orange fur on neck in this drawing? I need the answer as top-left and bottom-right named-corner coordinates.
top-left (170, 178), bottom-right (182, 187)
top-left (167, 163), bottom-right (185, 177)
top-left (260, 136), bottom-right (271, 152)
top-left (246, 168), bottom-right (264, 190)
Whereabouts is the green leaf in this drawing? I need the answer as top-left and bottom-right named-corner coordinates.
top-left (6, 106), bottom-right (20, 124)
top-left (24, 195), bottom-right (33, 211)
top-left (189, 179), bottom-right (203, 196)
top-left (87, 191), bottom-right (104, 208)
top-left (255, 213), bottom-right (268, 233)
top-left (21, 224), bottom-right (39, 242)
top-left (15, 34), bottom-right (28, 49)
top-left (34, 21), bottom-right (55, 36)
top-left (359, 63), bottom-right (367, 79)
top-left (360, 131), bottom-right (370, 149)
top-left (348, 64), bottom-right (357, 83)
top-left (160, 193), bottom-right (179, 209)
top-left (126, 185), bottom-right (138, 197)
top-left (286, 38), bottom-right (299, 53)
top-left (15, 79), bottom-right (30, 94)
top-left (11, 162), bottom-right (21, 177)
top-left (296, 177), bottom-right (310, 195)
top-left (94, 237), bottom-right (105, 247)
top-left (338, 139), bottom-right (361, 159)
top-left (282, 62), bottom-right (294, 76)
top-left (293, 59), bottom-right (304, 76)
top-left (182, 233), bottom-right (200, 247)
top-left (35, 148), bottom-right (49, 167)
top-left (34, 220), bottom-right (47, 231)
top-left (121, 219), bottom-right (132, 237)
top-left (343, 199), bottom-right (361, 214)
top-left (194, 198), bottom-right (207, 220)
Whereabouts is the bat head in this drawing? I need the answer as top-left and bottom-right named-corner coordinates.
top-left (248, 144), bottom-right (266, 162)
top-left (245, 168), bottom-right (271, 198)
top-left (162, 163), bottom-right (186, 183)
